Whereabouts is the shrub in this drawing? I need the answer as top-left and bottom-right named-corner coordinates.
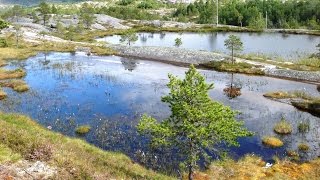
top-left (75, 125), bottom-right (91, 134)
top-left (0, 19), bottom-right (8, 30)
top-left (0, 38), bottom-right (8, 48)
top-left (262, 136), bottom-right (284, 148)
top-left (273, 117), bottom-right (292, 134)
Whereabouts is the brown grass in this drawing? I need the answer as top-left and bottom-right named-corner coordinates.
top-left (0, 69), bottom-right (26, 80)
top-left (201, 155), bottom-right (320, 180)
top-left (0, 89), bottom-right (7, 100)
top-left (0, 79), bottom-right (29, 92)
top-left (262, 136), bottom-right (284, 148)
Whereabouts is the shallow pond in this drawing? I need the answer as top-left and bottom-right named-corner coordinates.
top-left (1, 52), bottom-right (319, 173)
top-left (97, 32), bottom-right (320, 60)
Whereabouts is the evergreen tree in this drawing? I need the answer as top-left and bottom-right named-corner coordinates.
top-left (138, 65), bottom-right (252, 180)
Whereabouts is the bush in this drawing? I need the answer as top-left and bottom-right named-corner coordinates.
top-left (0, 19), bottom-right (8, 30)
top-left (273, 117), bottom-right (292, 134)
top-left (262, 136), bottom-right (284, 148)
top-left (118, 0), bottom-right (134, 6)
top-left (0, 38), bottom-right (8, 48)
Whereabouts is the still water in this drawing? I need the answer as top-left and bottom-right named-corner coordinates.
top-left (97, 32), bottom-right (320, 60)
top-left (1, 52), bottom-right (319, 173)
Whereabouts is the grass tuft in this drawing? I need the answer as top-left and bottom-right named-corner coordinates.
top-left (298, 122), bottom-right (310, 133)
top-left (0, 69), bottom-right (26, 80)
top-left (0, 79), bottom-right (29, 92)
top-left (262, 136), bottom-right (284, 148)
top-left (298, 143), bottom-right (310, 152)
top-left (273, 117), bottom-right (292, 134)
top-left (75, 125), bottom-right (91, 134)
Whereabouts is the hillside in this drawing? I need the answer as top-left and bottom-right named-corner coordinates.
top-left (1, 0), bottom-right (85, 6)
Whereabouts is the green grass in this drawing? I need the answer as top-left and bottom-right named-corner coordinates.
top-left (200, 61), bottom-right (265, 75)
top-left (273, 117), bottom-right (292, 135)
top-left (0, 144), bottom-right (21, 163)
top-left (0, 113), bottom-right (173, 179)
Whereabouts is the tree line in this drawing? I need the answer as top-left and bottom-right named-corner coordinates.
top-left (173, 0), bottom-right (320, 30)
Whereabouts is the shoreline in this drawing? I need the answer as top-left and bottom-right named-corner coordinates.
top-left (110, 44), bottom-right (320, 85)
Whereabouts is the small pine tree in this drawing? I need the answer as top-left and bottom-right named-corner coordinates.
top-left (138, 65), bottom-right (252, 180)
top-left (224, 35), bottom-right (243, 64)
top-left (38, 2), bottom-right (51, 26)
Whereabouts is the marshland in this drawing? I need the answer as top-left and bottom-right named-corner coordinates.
top-left (0, 0), bottom-right (319, 179)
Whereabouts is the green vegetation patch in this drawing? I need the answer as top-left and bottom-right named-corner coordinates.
top-left (201, 61), bottom-right (265, 75)
top-left (0, 144), bottom-right (21, 163)
top-left (273, 117), bottom-right (292, 135)
top-left (298, 122), bottom-right (310, 133)
top-left (298, 143), bottom-right (310, 152)
top-left (262, 136), bottom-right (284, 148)
top-left (0, 113), bottom-right (172, 179)
top-left (75, 125), bottom-right (91, 134)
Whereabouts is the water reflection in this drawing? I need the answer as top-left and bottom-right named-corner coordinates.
top-left (223, 73), bottom-right (242, 99)
top-left (121, 58), bottom-right (137, 71)
top-left (1, 52), bottom-right (319, 174)
top-left (98, 32), bottom-right (320, 60)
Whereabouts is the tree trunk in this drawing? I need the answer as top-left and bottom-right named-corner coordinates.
top-left (43, 15), bottom-right (46, 26)
top-left (231, 46), bottom-right (234, 64)
top-left (188, 164), bottom-right (193, 180)
top-left (188, 140), bottom-right (194, 180)
top-left (15, 30), bottom-right (18, 48)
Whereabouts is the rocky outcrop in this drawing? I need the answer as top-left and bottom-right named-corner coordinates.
top-left (111, 44), bottom-right (320, 83)
top-left (111, 45), bottom-right (226, 65)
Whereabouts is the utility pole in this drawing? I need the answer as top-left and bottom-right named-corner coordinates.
top-left (216, 0), bottom-right (219, 26)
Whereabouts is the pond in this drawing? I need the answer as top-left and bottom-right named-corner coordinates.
top-left (97, 32), bottom-right (320, 61)
top-left (1, 52), bottom-right (319, 174)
